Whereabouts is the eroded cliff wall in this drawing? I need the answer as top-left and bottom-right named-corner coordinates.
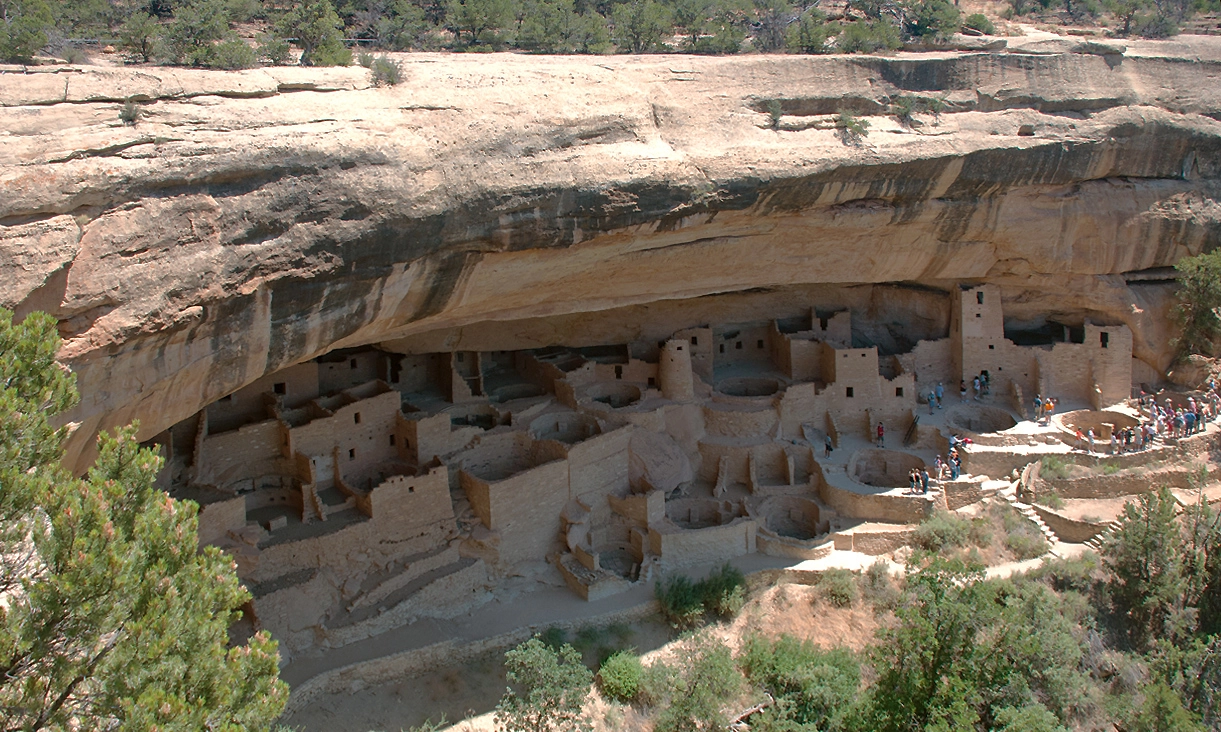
top-left (2, 39), bottom-right (1220, 471)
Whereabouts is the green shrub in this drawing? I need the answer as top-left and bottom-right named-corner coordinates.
top-left (657, 575), bottom-right (705, 629)
top-left (1006, 529), bottom-right (1049, 560)
top-left (598, 651), bottom-right (643, 703)
top-left (700, 563), bottom-right (747, 619)
top-left (652, 637), bottom-right (741, 732)
top-left (891, 94), bottom-right (919, 124)
top-left (860, 560), bottom-right (901, 610)
top-left (368, 55), bottom-right (404, 86)
top-left (206, 37), bottom-right (257, 69)
top-left (1100, 460), bottom-right (1123, 476)
top-left (913, 511), bottom-right (972, 552)
top-left (962, 11), bottom-right (996, 33)
top-left (538, 626), bottom-right (567, 649)
top-left (637, 660), bottom-right (677, 707)
top-left (258, 32), bottom-right (293, 65)
top-left (837, 109), bottom-right (870, 145)
top-left (902, 0), bottom-right (961, 40)
top-left (837, 18), bottom-right (901, 53)
top-left (739, 634), bottom-right (859, 731)
top-left (1036, 488), bottom-right (1066, 510)
top-left (767, 99), bottom-right (782, 129)
top-left (1042, 455), bottom-right (1071, 479)
top-left (657, 564), bottom-right (748, 628)
top-left (119, 98), bottom-right (141, 125)
top-left (1030, 553), bottom-right (1099, 594)
top-left (819, 568), bottom-right (857, 608)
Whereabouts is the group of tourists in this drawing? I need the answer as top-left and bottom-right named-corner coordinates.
top-left (961, 372), bottom-right (991, 402)
top-left (1032, 394), bottom-right (1058, 425)
top-left (907, 466), bottom-right (931, 494)
top-left (1064, 386), bottom-right (1221, 454)
top-left (927, 382), bottom-right (946, 413)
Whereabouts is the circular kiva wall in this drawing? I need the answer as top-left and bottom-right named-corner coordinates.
top-left (666, 498), bottom-right (744, 529)
top-left (850, 449), bottom-right (926, 489)
top-left (948, 405), bottom-right (1018, 434)
top-left (491, 382), bottom-right (545, 403)
top-left (583, 382), bottom-right (642, 409)
top-left (759, 496), bottom-right (823, 541)
top-left (1057, 410), bottom-right (1141, 440)
top-left (716, 377), bottom-right (782, 398)
top-left (530, 412), bottom-right (601, 445)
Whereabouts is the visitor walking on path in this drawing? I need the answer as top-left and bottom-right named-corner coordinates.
top-left (935, 382), bottom-right (944, 408)
top-left (921, 467), bottom-right (930, 494)
top-left (824, 434), bottom-right (833, 458)
top-left (960, 380), bottom-right (967, 401)
top-left (876, 422), bottom-right (885, 447)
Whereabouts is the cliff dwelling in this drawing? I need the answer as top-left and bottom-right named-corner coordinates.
top-left (154, 283), bottom-right (1138, 659)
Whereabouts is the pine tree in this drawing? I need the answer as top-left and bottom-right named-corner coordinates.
top-left (0, 309), bottom-right (288, 731)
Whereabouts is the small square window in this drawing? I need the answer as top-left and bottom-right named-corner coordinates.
top-left (408, 486), bottom-right (415, 493)
top-left (677, 346), bottom-right (683, 351)
top-left (719, 344), bottom-right (725, 354)
top-left (348, 448), bottom-right (356, 461)
top-left (846, 387), bottom-right (854, 398)
top-left (735, 341), bottom-right (742, 350)
top-left (976, 314), bottom-right (982, 318)
top-left (648, 377), bottom-right (657, 387)
top-left (1101, 332), bottom-right (1109, 348)
top-left (988, 344), bottom-right (995, 350)
top-left (691, 336), bottom-right (698, 346)
top-left (896, 387), bottom-right (904, 397)
top-left (861, 353), bottom-right (866, 357)
top-left (615, 365), bottom-right (623, 379)
top-left (977, 291), bottom-right (984, 304)
top-left (350, 359), bottom-right (358, 369)
top-left (389, 434), bottom-right (396, 446)
top-left (273, 382), bottom-right (286, 395)
top-left (354, 412), bottom-right (361, 424)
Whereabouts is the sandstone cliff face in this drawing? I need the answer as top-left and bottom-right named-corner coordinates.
top-left (2, 38), bottom-right (1220, 471)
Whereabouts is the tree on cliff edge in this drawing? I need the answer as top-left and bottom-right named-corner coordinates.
top-left (1175, 249), bottom-right (1221, 359)
top-left (0, 309), bottom-right (287, 731)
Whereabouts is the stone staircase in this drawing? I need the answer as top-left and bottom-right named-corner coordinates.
top-left (1084, 520), bottom-right (1124, 552)
top-left (999, 484), bottom-right (1063, 556)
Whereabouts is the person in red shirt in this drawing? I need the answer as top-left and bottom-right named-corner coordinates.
top-left (876, 422), bottom-right (885, 447)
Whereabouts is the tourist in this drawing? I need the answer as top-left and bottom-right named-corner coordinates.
top-left (1110, 429), bottom-right (1118, 455)
top-left (908, 469), bottom-right (917, 494)
top-left (929, 390), bottom-right (936, 415)
top-left (973, 376), bottom-right (981, 401)
top-left (1087, 428), bottom-right (1095, 453)
top-left (876, 422), bottom-right (884, 447)
top-left (824, 434), bottom-right (833, 458)
top-left (1186, 410), bottom-right (1197, 436)
top-left (921, 467), bottom-right (930, 494)
top-left (934, 455), bottom-right (944, 481)
top-left (1075, 428), bottom-right (1086, 451)
top-left (1034, 394), bottom-right (1042, 421)
top-left (935, 382), bottom-right (944, 409)
top-left (960, 380), bottom-right (967, 401)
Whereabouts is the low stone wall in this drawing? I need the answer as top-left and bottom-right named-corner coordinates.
top-left (649, 518), bottom-right (757, 567)
top-left (756, 532), bottom-right (834, 560)
top-left (284, 599), bottom-right (661, 714)
top-left (1042, 463), bottom-right (1216, 500)
top-left (322, 559), bottom-right (489, 649)
top-left (819, 469), bottom-right (934, 524)
top-left (1030, 504), bottom-right (1108, 543)
top-left (943, 479), bottom-right (985, 511)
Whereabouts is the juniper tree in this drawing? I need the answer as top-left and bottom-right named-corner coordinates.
top-left (0, 309), bottom-right (287, 731)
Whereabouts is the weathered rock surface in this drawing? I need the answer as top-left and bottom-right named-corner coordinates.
top-left (2, 42), bottom-right (1220, 471)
